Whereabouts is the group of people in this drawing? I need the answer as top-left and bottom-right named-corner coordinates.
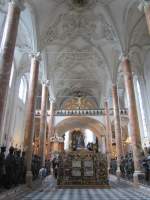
top-left (110, 149), bottom-right (150, 184)
top-left (0, 146), bottom-right (51, 189)
top-left (0, 146), bottom-right (26, 189)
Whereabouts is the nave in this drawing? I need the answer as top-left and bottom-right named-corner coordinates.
top-left (0, 176), bottom-right (150, 200)
top-left (1, 0), bottom-right (150, 197)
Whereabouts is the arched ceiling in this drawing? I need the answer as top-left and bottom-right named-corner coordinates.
top-left (30, 0), bottom-right (121, 107)
top-left (55, 116), bottom-right (106, 138)
top-left (1, 0), bottom-right (149, 108)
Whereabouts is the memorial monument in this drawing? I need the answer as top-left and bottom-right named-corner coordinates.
top-left (57, 130), bottom-right (109, 188)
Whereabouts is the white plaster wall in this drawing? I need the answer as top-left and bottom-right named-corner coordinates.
top-left (12, 99), bottom-right (26, 148)
top-left (143, 54), bottom-right (150, 146)
top-left (1, 73), bottom-right (28, 150)
top-left (133, 76), bottom-right (145, 147)
top-left (0, 65), bottom-right (17, 146)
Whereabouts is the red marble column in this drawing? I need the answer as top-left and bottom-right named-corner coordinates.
top-left (23, 53), bottom-right (40, 187)
top-left (0, 0), bottom-right (24, 134)
top-left (39, 82), bottom-right (48, 167)
top-left (47, 100), bottom-right (55, 156)
top-left (122, 57), bottom-right (143, 187)
top-left (112, 85), bottom-right (123, 180)
top-left (104, 100), bottom-right (112, 169)
top-left (144, 3), bottom-right (150, 35)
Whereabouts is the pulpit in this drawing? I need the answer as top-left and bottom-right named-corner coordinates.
top-left (50, 136), bottom-right (64, 153)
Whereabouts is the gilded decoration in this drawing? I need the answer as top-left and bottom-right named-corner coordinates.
top-left (57, 150), bottom-right (109, 187)
top-left (62, 97), bottom-right (97, 109)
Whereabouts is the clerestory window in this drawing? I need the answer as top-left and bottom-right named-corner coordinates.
top-left (18, 76), bottom-right (27, 103)
top-left (136, 79), bottom-right (148, 138)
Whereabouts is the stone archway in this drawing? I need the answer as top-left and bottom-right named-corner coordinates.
top-left (55, 116), bottom-right (106, 139)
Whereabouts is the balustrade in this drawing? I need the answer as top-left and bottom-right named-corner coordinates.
top-left (35, 108), bottom-right (128, 117)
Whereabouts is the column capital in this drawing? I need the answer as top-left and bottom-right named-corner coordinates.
top-left (143, 0), bottom-right (150, 7)
top-left (30, 52), bottom-right (41, 62)
top-left (119, 53), bottom-right (129, 62)
top-left (138, 0), bottom-right (150, 12)
top-left (10, 0), bottom-right (25, 11)
top-left (104, 97), bottom-right (108, 103)
top-left (49, 97), bottom-right (55, 103)
top-left (112, 83), bottom-right (117, 88)
top-left (42, 79), bottom-right (49, 86)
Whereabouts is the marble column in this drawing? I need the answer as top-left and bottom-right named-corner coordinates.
top-left (122, 57), bottom-right (143, 187)
top-left (0, 0), bottom-right (24, 134)
top-left (47, 100), bottom-right (55, 156)
top-left (104, 100), bottom-right (112, 169)
top-left (143, 2), bottom-right (150, 35)
top-left (23, 53), bottom-right (40, 188)
top-left (39, 82), bottom-right (48, 167)
top-left (112, 84), bottom-right (123, 180)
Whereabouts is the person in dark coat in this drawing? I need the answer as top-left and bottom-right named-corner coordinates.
top-left (5, 146), bottom-right (16, 189)
top-left (0, 146), bottom-right (6, 188)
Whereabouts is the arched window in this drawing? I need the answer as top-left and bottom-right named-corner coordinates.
top-left (136, 79), bottom-right (148, 138)
top-left (9, 64), bottom-right (14, 88)
top-left (0, 14), bottom-right (6, 50)
top-left (85, 129), bottom-right (96, 146)
top-left (18, 76), bottom-right (27, 103)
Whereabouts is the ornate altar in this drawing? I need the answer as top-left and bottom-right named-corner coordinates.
top-left (57, 149), bottom-right (109, 188)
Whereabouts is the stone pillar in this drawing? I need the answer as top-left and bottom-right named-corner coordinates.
top-left (0, 0), bottom-right (24, 134)
top-left (39, 82), bottom-right (48, 167)
top-left (143, 2), bottom-right (150, 35)
top-left (112, 84), bottom-right (123, 180)
top-left (23, 53), bottom-right (40, 188)
top-left (47, 100), bottom-right (55, 156)
top-left (122, 57), bottom-right (143, 187)
top-left (104, 100), bottom-right (112, 170)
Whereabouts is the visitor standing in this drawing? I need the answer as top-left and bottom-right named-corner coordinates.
top-left (39, 166), bottom-right (47, 191)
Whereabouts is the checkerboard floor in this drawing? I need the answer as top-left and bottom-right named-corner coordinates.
top-left (1, 176), bottom-right (150, 200)
top-left (23, 187), bottom-right (150, 200)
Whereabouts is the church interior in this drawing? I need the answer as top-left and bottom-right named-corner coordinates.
top-left (0, 0), bottom-right (150, 199)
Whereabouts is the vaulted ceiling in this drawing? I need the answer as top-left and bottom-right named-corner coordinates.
top-left (0, 0), bottom-right (149, 109)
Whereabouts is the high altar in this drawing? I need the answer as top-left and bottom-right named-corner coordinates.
top-left (56, 130), bottom-right (109, 188)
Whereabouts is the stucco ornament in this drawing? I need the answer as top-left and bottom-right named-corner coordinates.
top-left (41, 11), bottom-right (116, 49)
top-left (55, 46), bottom-right (104, 70)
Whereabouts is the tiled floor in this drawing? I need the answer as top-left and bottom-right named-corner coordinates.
top-left (24, 187), bottom-right (150, 200)
top-left (1, 176), bottom-right (150, 200)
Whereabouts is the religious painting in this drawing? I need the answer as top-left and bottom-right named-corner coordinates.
top-left (71, 130), bottom-right (85, 150)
